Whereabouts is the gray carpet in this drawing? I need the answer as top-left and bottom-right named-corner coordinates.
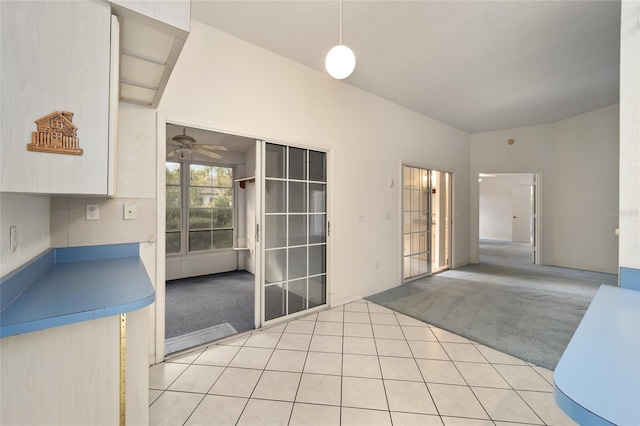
top-left (165, 270), bottom-right (254, 341)
top-left (367, 240), bottom-right (617, 370)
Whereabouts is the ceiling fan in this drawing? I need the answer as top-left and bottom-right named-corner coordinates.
top-left (167, 128), bottom-right (227, 160)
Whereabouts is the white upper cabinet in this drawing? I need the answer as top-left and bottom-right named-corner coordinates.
top-left (109, 0), bottom-right (190, 109)
top-left (1, 1), bottom-right (116, 195)
top-left (109, 0), bottom-right (190, 33)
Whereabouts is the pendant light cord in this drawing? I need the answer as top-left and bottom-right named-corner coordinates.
top-left (339, 0), bottom-right (343, 45)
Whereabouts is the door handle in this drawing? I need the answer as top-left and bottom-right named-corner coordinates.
top-left (513, 216), bottom-right (518, 219)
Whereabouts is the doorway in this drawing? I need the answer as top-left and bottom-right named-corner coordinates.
top-left (478, 172), bottom-right (538, 264)
top-left (159, 125), bottom-right (330, 357)
top-left (402, 165), bottom-right (452, 281)
top-left (163, 123), bottom-right (257, 355)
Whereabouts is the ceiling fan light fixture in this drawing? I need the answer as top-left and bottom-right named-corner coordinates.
top-left (171, 128), bottom-right (196, 144)
top-left (326, 0), bottom-right (355, 80)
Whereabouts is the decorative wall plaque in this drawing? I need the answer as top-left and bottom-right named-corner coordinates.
top-left (27, 111), bottom-right (83, 155)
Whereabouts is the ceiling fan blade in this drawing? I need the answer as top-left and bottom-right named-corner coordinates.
top-left (194, 148), bottom-right (222, 159)
top-left (167, 150), bottom-right (178, 158)
top-left (199, 144), bottom-right (228, 151)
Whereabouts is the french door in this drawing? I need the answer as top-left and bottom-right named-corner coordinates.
top-left (260, 142), bottom-right (328, 324)
top-left (403, 165), bottom-right (451, 281)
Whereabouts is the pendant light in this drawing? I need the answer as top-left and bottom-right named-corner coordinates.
top-left (325, 0), bottom-right (356, 79)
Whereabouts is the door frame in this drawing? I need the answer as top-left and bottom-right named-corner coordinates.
top-left (155, 113), bottom-right (333, 362)
top-left (399, 160), bottom-right (455, 284)
top-left (474, 171), bottom-right (542, 265)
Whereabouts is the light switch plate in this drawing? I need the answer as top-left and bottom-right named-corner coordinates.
top-left (9, 226), bottom-right (17, 253)
top-left (124, 203), bottom-right (137, 220)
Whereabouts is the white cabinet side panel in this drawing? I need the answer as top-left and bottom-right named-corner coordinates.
top-left (0, 1), bottom-right (111, 194)
top-left (0, 317), bottom-right (119, 425)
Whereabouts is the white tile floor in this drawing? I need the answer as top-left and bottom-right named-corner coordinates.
top-left (149, 300), bottom-right (577, 426)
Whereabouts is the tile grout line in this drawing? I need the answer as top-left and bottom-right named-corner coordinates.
top-left (156, 332), bottom-right (251, 425)
top-left (365, 301), bottom-right (394, 424)
top-left (285, 313), bottom-right (317, 425)
top-left (230, 327), bottom-right (288, 425)
top-left (393, 306), bottom-right (443, 421)
top-left (486, 360), bottom-right (550, 425)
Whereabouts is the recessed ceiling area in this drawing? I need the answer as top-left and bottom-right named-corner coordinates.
top-left (191, 0), bottom-right (621, 133)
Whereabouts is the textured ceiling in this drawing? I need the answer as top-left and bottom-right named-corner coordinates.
top-left (191, 0), bottom-right (621, 133)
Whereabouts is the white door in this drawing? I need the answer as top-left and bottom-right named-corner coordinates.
top-left (512, 186), bottom-right (531, 243)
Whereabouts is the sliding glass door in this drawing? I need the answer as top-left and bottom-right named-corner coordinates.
top-left (403, 166), bottom-right (431, 280)
top-left (403, 165), bottom-right (451, 281)
top-left (261, 142), bottom-right (328, 323)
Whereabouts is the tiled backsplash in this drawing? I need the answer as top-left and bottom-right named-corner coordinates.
top-left (51, 197), bottom-right (156, 247)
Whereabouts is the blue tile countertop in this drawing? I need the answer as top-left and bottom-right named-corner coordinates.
top-left (0, 243), bottom-right (155, 338)
top-left (554, 285), bottom-right (640, 426)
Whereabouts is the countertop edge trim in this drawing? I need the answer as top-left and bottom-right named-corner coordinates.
top-left (554, 384), bottom-right (615, 426)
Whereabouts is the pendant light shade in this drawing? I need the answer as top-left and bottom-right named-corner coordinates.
top-left (326, 45), bottom-right (356, 79)
top-left (326, 0), bottom-right (355, 79)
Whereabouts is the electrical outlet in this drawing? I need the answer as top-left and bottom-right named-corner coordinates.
top-left (86, 204), bottom-right (99, 221)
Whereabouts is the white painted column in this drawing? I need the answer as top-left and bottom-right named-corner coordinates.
top-left (619, 1), bottom-right (640, 289)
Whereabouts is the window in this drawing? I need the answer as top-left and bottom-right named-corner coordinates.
top-left (165, 162), bottom-right (235, 254)
top-left (165, 162), bottom-right (181, 254)
top-left (188, 164), bottom-right (234, 251)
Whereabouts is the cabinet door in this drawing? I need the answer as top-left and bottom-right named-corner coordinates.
top-left (1, 1), bottom-right (112, 195)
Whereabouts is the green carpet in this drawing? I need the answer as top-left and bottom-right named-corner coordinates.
top-left (368, 255), bottom-right (615, 370)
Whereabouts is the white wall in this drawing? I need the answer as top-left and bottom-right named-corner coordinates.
top-left (619, 1), bottom-right (640, 274)
top-left (471, 104), bottom-right (619, 274)
top-left (0, 194), bottom-right (50, 276)
top-left (471, 123), bottom-right (555, 263)
top-left (159, 21), bottom-right (471, 307)
top-left (553, 105), bottom-right (619, 273)
top-left (479, 174), bottom-right (532, 241)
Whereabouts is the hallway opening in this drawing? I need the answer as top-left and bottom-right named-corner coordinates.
top-left (479, 172), bottom-right (537, 264)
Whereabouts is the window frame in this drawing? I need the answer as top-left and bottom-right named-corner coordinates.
top-left (165, 159), bottom-right (236, 256)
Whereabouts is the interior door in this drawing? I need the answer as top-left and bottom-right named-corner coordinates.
top-left (512, 185), bottom-right (531, 243)
top-left (260, 142), bottom-right (328, 325)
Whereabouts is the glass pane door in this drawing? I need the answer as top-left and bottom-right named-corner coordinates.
top-left (403, 166), bottom-right (431, 280)
top-left (262, 142), bottom-right (327, 323)
top-left (403, 166), bottom-right (452, 280)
